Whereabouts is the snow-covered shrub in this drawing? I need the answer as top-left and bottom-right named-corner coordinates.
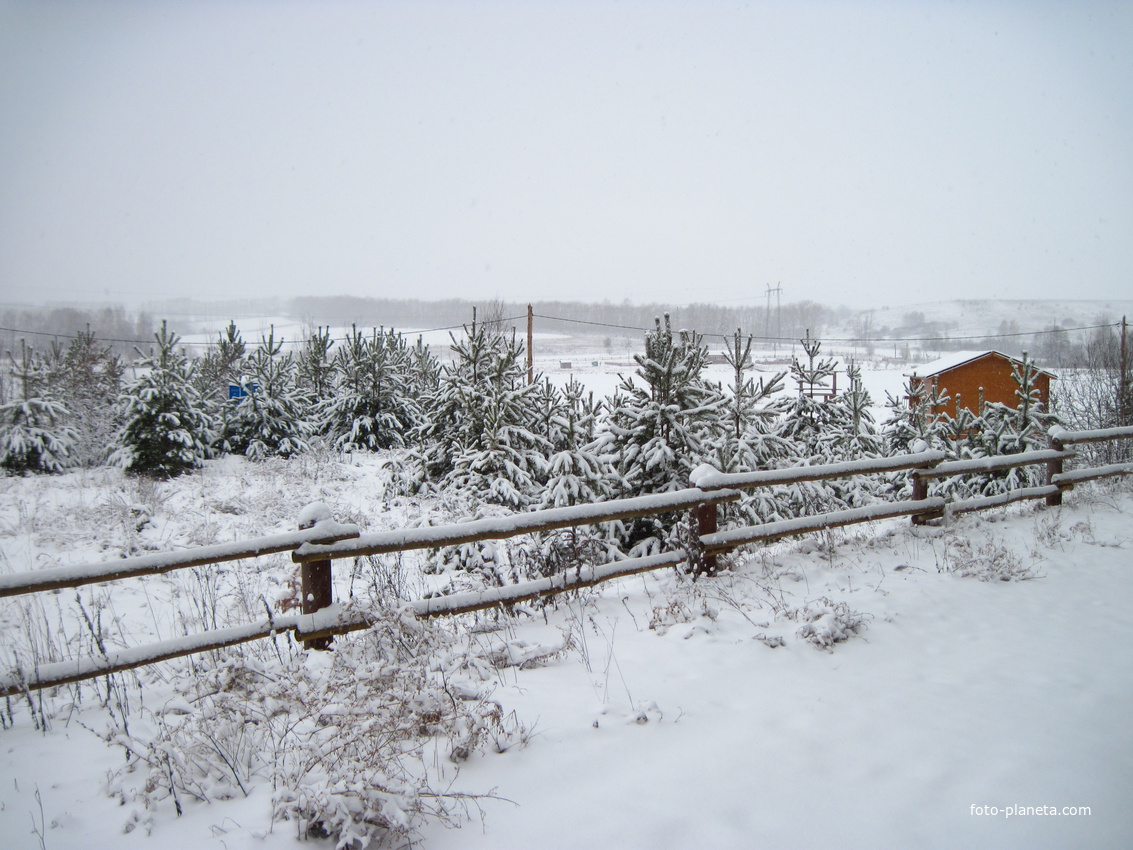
top-left (1055, 323), bottom-right (1132, 464)
top-left (107, 612), bottom-right (522, 847)
top-left (939, 537), bottom-right (1039, 582)
top-left (792, 597), bottom-right (870, 650)
top-left (510, 529), bottom-right (616, 583)
top-left (648, 592), bottom-right (719, 636)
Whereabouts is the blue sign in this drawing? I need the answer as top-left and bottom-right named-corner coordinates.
top-left (228, 383), bottom-right (259, 400)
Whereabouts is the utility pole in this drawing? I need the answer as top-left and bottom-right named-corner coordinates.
top-left (1121, 315), bottom-right (1129, 424)
top-left (527, 303), bottom-right (534, 385)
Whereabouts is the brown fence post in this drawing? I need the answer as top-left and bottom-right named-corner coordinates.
top-left (694, 501), bottom-right (718, 575)
top-left (1046, 434), bottom-right (1065, 507)
top-left (910, 471), bottom-right (930, 525)
top-left (298, 506), bottom-right (334, 650)
top-left (910, 451), bottom-right (943, 525)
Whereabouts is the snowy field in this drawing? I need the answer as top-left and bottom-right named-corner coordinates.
top-left (0, 360), bottom-right (1130, 849)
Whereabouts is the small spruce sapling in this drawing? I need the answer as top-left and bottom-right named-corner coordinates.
top-left (112, 321), bottom-right (213, 478)
top-left (0, 340), bottom-right (78, 473)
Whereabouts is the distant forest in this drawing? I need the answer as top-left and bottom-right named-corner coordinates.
top-left (1, 296), bottom-right (846, 355)
top-left (0, 304), bottom-right (158, 359)
top-left (287, 295), bottom-right (848, 343)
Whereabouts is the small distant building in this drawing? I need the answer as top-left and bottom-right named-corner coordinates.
top-left (906, 351), bottom-right (1054, 419)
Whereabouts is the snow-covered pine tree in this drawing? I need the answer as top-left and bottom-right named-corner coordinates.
top-left (446, 334), bottom-right (549, 509)
top-left (297, 325), bottom-right (336, 414)
top-left (779, 331), bottom-right (842, 458)
top-left (416, 317), bottom-right (495, 484)
top-left (539, 377), bottom-right (612, 508)
top-left (414, 316), bottom-right (552, 584)
top-left (222, 328), bottom-right (312, 460)
top-left (883, 378), bottom-right (957, 455)
top-left (714, 328), bottom-right (788, 472)
top-left (50, 326), bottom-right (124, 467)
top-left (973, 352), bottom-right (1058, 493)
top-left (193, 321), bottom-right (247, 452)
top-left (193, 321), bottom-right (246, 405)
top-left (881, 379), bottom-right (964, 499)
top-left (829, 360), bottom-right (883, 460)
top-left (526, 377), bottom-right (567, 462)
top-left (775, 335), bottom-right (871, 514)
top-left (417, 317), bottom-right (548, 509)
top-left (407, 334), bottom-right (441, 408)
top-left (112, 321), bottom-right (213, 478)
top-left (0, 340), bottom-right (78, 473)
top-left (702, 329), bottom-right (792, 526)
top-left (594, 314), bottom-right (726, 552)
top-left (528, 377), bottom-right (618, 574)
top-left (817, 360), bottom-right (885, 506)
top-left (322, 326), bottom-right (418, 452)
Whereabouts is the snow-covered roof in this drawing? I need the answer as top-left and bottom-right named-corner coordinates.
top-left (906, 350), bottom-right (1055, 379)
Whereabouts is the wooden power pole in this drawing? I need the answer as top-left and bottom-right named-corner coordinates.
top-left (1121, 315), bottom-right (1129, 424)
top-left (527, 304), bottom-right (534, 384)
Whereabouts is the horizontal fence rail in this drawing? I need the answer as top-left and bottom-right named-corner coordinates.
top-left (0, 552), bottom-right (686, 698)
top-left (292, 488), bottom-right (742, 564)
top-left (0, 520), bottom-right (360, 599)
top-left (3, 426), bottom-right (1131, 697)
top-left (700, 499), bottom-right (946, 553)
top-left (689, 450), bottom-right (948, 491)
top-left (911, 449), bottom-right (1075, 480)
top-left (1049, 424), bottom-right (1133, 445)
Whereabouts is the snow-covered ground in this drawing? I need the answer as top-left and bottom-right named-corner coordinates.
top-left (1, 442), bottom-right (1130, 848)
top-left (1, 348), bottom-right (1129, 848)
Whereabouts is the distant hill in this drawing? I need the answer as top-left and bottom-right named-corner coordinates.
top-left (865, 299), bottom-right (1132, 339)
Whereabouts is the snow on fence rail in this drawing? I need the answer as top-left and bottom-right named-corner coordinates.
top-left (0, 519), bottom-right (361, 599)
top-left (688, 450), bottom-right (948, 491)
top-left (291, 488), bottom-right (742, 563)
top-left (3, 427), bottom-right (1132, 697)
top-left (1049, 424), bottom-right (1133, 445)
top-left (0, 553), bottom-right (685, 698)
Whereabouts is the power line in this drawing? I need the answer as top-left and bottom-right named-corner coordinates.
top-left (531, 313), bottom-right (652, 333)
top-left (532, 314), bottom-right (1119, 345)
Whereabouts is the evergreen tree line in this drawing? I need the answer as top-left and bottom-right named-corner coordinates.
top-left (1, 315), bottom-right (1076, 573)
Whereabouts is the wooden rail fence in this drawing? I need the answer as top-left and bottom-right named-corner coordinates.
top-left (2, 425), bottom-right (1131, 698)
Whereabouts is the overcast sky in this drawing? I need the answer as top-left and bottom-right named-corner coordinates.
top-left (1, 0), bottom-right (1130, 311)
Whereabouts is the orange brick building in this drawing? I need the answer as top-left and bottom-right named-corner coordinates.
top-left (907, 350), bottom-right (1054, 419)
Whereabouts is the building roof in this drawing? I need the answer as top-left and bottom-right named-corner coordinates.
top-left (906, 350), bottom-right (1056, 379)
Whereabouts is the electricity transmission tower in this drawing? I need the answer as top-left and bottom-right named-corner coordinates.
top-left (764, 283), bottom-right (782, 353)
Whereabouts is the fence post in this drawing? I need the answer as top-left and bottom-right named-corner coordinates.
top-left (1046, 434), bottom-right (1065, 507)
top-left (911, 471), bottom-right (930, 525)
top-left (298, 506), bottom-right (334, 650)
top-left (910, 451), bottom-right (943, 525)
top-left (693, 501), bottom-right (718, 576)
